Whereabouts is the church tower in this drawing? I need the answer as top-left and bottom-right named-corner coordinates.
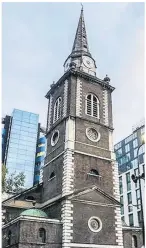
top-left (43, 7), bottom-right (123, 248)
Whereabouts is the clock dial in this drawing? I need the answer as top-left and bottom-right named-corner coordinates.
top-left (83, 57), bottom-right (94, 69)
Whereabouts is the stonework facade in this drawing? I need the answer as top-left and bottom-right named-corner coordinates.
top-left (2, 7), bottom-right (142, 248)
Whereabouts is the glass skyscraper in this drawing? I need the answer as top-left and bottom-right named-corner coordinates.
top-left (4, 109), bottom-right (39, 188)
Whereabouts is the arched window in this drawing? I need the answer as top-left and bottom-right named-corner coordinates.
top-left (39, 228), bottom-right (46, 243)
top-left (88, 169), bottom-right (99, 177)
top-left (132, 235), bottom-right (137, 248)
top-left (86, 94), bottom-right (99, 118)
top-left (53, 97), bottom-right (62, 123)
top-left (8, 230), bottom-right (11, 245)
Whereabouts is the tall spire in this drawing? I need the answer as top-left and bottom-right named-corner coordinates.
top-left (64, 7), bottom-right (96, 75)
top-left (72, 6), bottom-right (90, 56)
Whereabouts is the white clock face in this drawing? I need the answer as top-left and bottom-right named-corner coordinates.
top-left (83, 57), bottom-right (94, 69)
top-left (64, 58), bottom-right (71, 72)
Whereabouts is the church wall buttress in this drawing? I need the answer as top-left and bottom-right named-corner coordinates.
top-left (47, 94), bottom-right (53, 132)
top-left (63, 80), bottom-right (68, 118)
top-left (76, 78), bottom-right (82, 117)
top-left (112, 159), bottom-right (123, 247)
top-left (61, 117), bottom-right (75, 248)
top-left (102, 89), bottom-right (109, 126)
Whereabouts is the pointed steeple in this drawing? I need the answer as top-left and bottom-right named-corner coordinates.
top-left (72, 6), bottom-right (91, 56)
top-left (64, 7), bottom-right (96, 75)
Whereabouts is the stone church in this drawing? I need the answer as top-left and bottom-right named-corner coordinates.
top-left (2, 7), bottom-right (142, 248)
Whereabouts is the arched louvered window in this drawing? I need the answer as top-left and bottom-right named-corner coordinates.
top-left (39, 228), bottom-right (46, 243)
top-left (53, 97), bottom-right (62, 123)
top-left (8, 230), bottom-right (12, 245)
top-left (132, 235), bottom-right (138, 248)
top-left (86, 94), bottom-right (99, 118)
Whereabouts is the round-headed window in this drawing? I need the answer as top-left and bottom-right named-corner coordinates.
top-left (88, 216), bottom-right (102, 233)
top-left (86, 128), bottom-right (100, 142)
top-left (51, 130), bottom-right (59, 146)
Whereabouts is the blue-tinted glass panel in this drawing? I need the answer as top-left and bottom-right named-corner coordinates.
top-left (10, 137), bottom-right (19, 144)
top-left (9, 147), bottom-right (18, 153)
top-left (11, 133), bottom-right (20, 139)
top-left (12, 120), bottom-right (21, 125)
top-left (20, 130), bottom-right (28, 136)
top-left (11, 128), bottom-right (20, 134)
top-left (8, 152), bottom-right (17, 159)
top-left (9, 143), bottom-right (19, 149)
top-left (16, 158), bottom-right (25, 165)
top-left (12, 125), bottom-right (21, 130)
top-left (18, 149), bottom-right (26, 155)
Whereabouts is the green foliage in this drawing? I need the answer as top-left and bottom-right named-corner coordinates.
top-left (2, 164), bottom-right (25, 193)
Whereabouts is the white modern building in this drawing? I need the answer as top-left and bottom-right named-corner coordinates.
top-left (114, 121), bottom-right (145, 227)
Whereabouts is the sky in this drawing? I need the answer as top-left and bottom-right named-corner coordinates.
top-left (2, 2), bottom-right (145, 144)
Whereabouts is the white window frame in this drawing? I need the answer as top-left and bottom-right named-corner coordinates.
top-left (85, 94), bottom-right (99, 118)
top-left (125, 144), bottom-right (130, 153)
top-left (133, 139), bottom-right (138, 148)
top-left (53, 97), bottom-right (62, 123)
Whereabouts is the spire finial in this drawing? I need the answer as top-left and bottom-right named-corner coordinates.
top-left (81, 3), bottom-right (83, 11)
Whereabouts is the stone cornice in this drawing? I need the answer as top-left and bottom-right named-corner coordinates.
top-left (45, 69), bottom-right (115, 98)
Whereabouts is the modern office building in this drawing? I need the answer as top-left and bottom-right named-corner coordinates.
top-left (34, 135), bottom-right (46, 185)
top-left (2, 109), bottom-right (39, 188)
top-left (114, 121), bottom-right (145, 227)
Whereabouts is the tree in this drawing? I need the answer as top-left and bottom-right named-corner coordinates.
top-left (2, 164), bottom-right (25, 193)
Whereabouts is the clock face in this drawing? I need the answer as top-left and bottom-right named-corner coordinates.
top-left (83, 57), bottom-right (94, 69)
top-left (64, 58), bottom-right (71, 72)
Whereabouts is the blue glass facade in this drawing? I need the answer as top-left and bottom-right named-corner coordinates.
top-left (34, 136), bottom-right (46, 185)
top-left (6, 109), bottom-right (39, 188)
top-left (114, 125), bottom-right (145, 174)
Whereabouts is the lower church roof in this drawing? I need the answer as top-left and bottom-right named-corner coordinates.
top-left (20, 208), bottom-right (48, 218)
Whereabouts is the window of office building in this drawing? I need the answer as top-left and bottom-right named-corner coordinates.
top-left (139, 154), bottom-right (144, 165)
top-left (139, 144), bottom-right (145, 155)
top-left (134, 148), bottom-right (138, 158)
top-left (129, 214), bottom-right (134, 226)
top-left (136, 189), bottom-right (140, 199)
top-left (141, 126), bottom-right (145, 135)
top-left (137, 199), bottom-right (141, 210)
top-left (131, 158), bottom-right (138, 169)
top-left (120, 196), bottom-right (124, 215)
top-left (119, 177), bottom-right (123, 194)
top-left (133, 139), bottom-right (138, 148)
top-left (114, 142), bottom-right (122, 151)
top-left (133, 132), bottom-right (137, 139)
top-left (125, 144), bottom-right (130, 153)
top-left (126, 163), bottom-right (132, 171)
top-left (126, 173), bottom-right (131, 191)
top-left (138, 211), bottom-right (142, 226)
top-left (125, 135), bottom-right (133, 144)
top-left (116, 148), bottom-right (122, 158)
top-left (127, 192), bottom-right (132, 205)
top-left (128, 204), bottom-right (133, 212)
top-left (136, 189), bottom-right (141, 210)
top-left (134, 168), bottom-right (139, 188)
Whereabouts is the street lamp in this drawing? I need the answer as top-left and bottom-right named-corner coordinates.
top-left (131, 135), bottom-right (145, 247)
